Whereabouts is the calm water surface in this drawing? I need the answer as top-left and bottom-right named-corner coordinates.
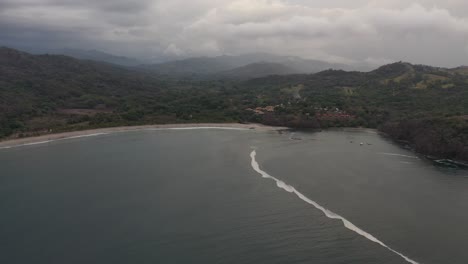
top-left (1, 128), bottom-right (467, 264)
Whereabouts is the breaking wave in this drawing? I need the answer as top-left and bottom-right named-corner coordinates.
top-left (148, 127), bottom-right (249, 131)
top-left (0, 133), bottom-right (108, 150)
top-left (0, 127), bottom-right (249, 150)
top-left (378, 152), bottom-right (419, 159)
top-left (250, 150), bottom-right (419, 264)
top-left (61, 133), bottom-right (109, 140)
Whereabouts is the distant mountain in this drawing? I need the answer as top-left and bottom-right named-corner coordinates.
top-left (216, 62), bottom-right (300, 79)
top-left (51, 48), bottom-right (142, 66)
top-left (140, 56), bottom-right (240, 75)
top-left (141, 53), bottom-right (351, 77)
top-left (280, 58), bottom-right (351, 73)
top-left (1, 47), bottom-right (468, 162)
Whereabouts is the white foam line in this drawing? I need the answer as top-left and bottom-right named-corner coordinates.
top-left (0, 127), bottom-right (250, 150)
top-left (250, 150), bottom-right (420, 264)
top-left (63, 133), bottom-right (109, 139)
top-left (0, 140), bottom-right (55, 149)
top-left (0, 133), bottom-right (109, 150)
top-left (378, 153), bottom-right (419, 159)
top-left (22, 140), bottom-right (54, 146)
top-left (107, 127), bottom-right (249, 135)
top-left (150, 127), bottom-right (249, 131)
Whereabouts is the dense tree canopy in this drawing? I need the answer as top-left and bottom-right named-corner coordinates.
top-left (1, 47), bottom-right (467, 162)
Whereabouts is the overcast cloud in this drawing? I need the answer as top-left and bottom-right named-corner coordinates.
top-left (1, 0), bottom-right (468, 66)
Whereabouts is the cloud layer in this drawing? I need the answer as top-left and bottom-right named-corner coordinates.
top-left (1, 0), bottom-right (468, 66)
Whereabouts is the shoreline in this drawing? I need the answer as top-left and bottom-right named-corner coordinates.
top-left (0, 123), bottom-right (287, 149)
top-left (2, 123), bottom-right (467, 167)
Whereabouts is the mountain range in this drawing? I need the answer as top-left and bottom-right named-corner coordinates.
top-left (50, 49), bottom-right (143, 67)
top-left (0, 46), bottom-right (467, 162)
top-left (139, 53), bottom-right (354, 78)
top-left (40, 48), bottom-right (361, 78)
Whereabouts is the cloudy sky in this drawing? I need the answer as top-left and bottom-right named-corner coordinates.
top-left (1, 0), bottom-right (468, 66)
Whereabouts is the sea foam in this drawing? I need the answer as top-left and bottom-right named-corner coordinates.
top-left (250, 150), bottom-right (420, 264)
top-left (0, 133), bottom-right (108, 150)
top-left (378, 152), bottom-right (419, 159)
top-left (149, 127), bottom-right (249, 131)
top-left (62, 133), bottom-right (109, 140)
top-left (0, 127), bottom-right (249, 150)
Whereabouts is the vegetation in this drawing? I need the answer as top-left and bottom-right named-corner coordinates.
top-left (1, 47), bottom-right (467, 162)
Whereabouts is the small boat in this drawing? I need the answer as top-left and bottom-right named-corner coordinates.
top-left (360, 142), bottom-right (364, 146)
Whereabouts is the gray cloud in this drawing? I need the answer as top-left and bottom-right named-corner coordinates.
top-left (1, 0), bottom-right (468, 67)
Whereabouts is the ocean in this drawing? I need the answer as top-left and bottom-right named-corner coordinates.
top-left (1, 128), bottom-right (467, 264)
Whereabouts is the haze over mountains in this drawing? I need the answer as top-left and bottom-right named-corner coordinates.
top-left (2, 2), bottom-right (468, 264)
top-left (21, 46), bottom-right (468, 80)
top-left (140, 53), bottom-right (357, 78)
top-left (53, 49), bottom-right (143, 67)
top-left (1, 46), bottom-right (467, 161)
top-left (215, 62), bottom-right (298, 79)
top-left (37, 48), bottom-right (367, 78)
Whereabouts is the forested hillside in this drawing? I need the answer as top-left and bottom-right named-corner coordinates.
top-left (1, 47), bottom-right (467, 162)
top-left (240, 63), bottom-right (468, 161)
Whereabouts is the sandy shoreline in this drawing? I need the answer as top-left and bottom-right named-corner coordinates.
top-left (0, 123), bottom-right (287, 149)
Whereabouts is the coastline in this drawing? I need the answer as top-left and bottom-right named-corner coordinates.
top-left (0, 123), bottom-right (287, 149)
top-left (2, 124), bottom-right (466, 166)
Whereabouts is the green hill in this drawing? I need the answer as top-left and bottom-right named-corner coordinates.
top-left (1, 47), bottom-right (467, 162)
top-left (140, 53), bottom-right (349, 76)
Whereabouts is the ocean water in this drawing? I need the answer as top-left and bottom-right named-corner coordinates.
top-left (0, 128), bottom-right (467, 264)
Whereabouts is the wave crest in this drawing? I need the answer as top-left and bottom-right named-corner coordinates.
top-left (250, 150), bottom-right (419, 264)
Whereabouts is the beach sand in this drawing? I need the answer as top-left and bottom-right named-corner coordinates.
top-left (0, 123), bottom-right (286, 149)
